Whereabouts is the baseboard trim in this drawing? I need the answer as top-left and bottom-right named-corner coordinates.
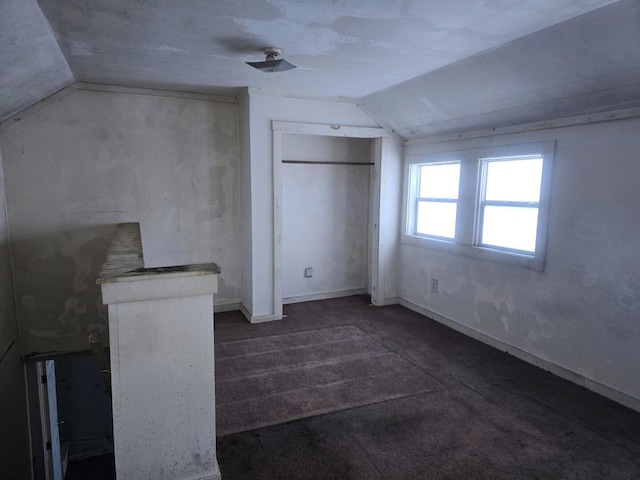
top-left (214, 301), bottom-right (241, 313)
top-left (233, 292), bottom-right (397, 323)
top-left (397, 298), bottom-right (640, 413)
top-left (283, 288), bottom-right (367, 305)
top-left (239, 303), bottom-right (283, 324)
top-left (371, 296), bottom-right (400, 307)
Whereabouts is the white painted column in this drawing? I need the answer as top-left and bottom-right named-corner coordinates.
top-left (98, 223), bottom-right (221, 480)
top-left (370, 135), bottom-right (403, 306)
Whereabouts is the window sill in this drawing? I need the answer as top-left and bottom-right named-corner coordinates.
top-left (402, 234), bottom-right (545, 271)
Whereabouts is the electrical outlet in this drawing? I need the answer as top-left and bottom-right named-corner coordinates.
top-left (431, 279), bottom-right (438, 293)
top-left (304, 267), bottom-right (313, 278)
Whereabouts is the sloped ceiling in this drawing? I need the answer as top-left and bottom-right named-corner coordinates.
top-left (34, 0), bottom-right (617, 99)
top-left (363, 0), bottom-right (640, 138)
top-left (2, 0), bottom-right (637, 139)
top-left (0, 0), bottom-right (73, 122)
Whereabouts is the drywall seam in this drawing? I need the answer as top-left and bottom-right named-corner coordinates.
top-left (407, 105), bottom-right (640, 146)
top-left (398, 298), bottom-right (640, 413)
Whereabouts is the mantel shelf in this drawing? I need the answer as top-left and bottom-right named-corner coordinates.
top-left (96, 222), bottom-right (220, 284)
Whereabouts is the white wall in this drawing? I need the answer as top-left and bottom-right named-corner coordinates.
top-left (239, 94), bottom-right (253, 314)
top-left (0, 146), bottom-right (31, 478)
top-left (0, 86), bottom-right (241, 354)
top-left (282, 135), bottom-right (371, 301)
top-left (401, 117), bottom-right (640, 407)
top-left (282, 134), bottom-right (371, 163)
top-left (371, 136), bottom-right (403, 306)
top-left (244, 92), bottom-right (380, 319)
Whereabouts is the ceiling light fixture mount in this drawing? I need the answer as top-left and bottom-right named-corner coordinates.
top-left (246, 47), bottom-right (297, 73)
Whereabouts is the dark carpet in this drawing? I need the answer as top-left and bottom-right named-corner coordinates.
top-left (215, 295), bottom-right (640, 480)
top-left (216, 325), bottom-right (444, 435)
top-left (66, 295), bottom-right (640, 479)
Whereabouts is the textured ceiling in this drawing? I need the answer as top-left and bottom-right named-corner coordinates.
top-left (2, 0), bottom-right (636, 138)
top-left (36, 0), bottom-right (617, 98)
top-left (0, 0), bottom-right (73, 122)
top-left (365, 0), bottom-right (640, 138)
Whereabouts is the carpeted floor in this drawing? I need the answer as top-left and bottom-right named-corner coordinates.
top-left (66, 295), bottom-right (640, 479)
top-left (216, 325), bottom-right (444, 435)
top-left (215, 295), bottom-right (640, 480)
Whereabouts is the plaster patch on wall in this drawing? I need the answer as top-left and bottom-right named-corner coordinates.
top-left (472, 280), bottom-right (515, 314)
top-left (11, 227), bottom-right (115, 353)
top-left (401, 117), bottom-right (640, 402)
top-left (210, 165), bottom-right (228, 220)
top-left (522, 307), bottom-right (555, 350)
top-left (30, 297), bottom-right (85, 338)
top-left (428, 262), bottom-right (517, 339)
top-left (212, 120), bottom-right (238, 157)
top-left (1, 89), bottom-right (241, 354)
top-left (474, 300), bottom-right (512, 338)
top-left (526, 330), bottom-right (539, 342)
top-left (21, 294), bottom-right (36, 311)
top-left (194, 207), bottom-right (217, 226)
top-left (70, 40), bottom-right (94, 57)
top-left (427, 263), bottom-right (468, 299)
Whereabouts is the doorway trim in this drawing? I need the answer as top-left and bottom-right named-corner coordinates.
top-left (271, 121), bottom-right (388, 320)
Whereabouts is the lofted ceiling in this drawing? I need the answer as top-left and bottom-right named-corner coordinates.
top-left (2, 0), bottom-right (639, 138)
top-left (0, 0), bottom-right (73, 124)
top-left (366, 0), bottom-right (640, 137)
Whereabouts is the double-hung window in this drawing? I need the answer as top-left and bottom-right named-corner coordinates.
top-left (405, 142), bottom-right (554, 270)
top-left (415, 162), bottom-right (460, 239)
top-left (479, 156), bottom-right (543, 253)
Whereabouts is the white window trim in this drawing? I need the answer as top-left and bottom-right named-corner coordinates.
top-left (403, 141), bottom-right (555, 271)
top-left (413, 161), bottom-right (460, 240)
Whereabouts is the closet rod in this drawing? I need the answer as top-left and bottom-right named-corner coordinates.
top-left (282, 160), bottom-right (374, 166)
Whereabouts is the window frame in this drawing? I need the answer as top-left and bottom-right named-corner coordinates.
top-left (413, 161), bottom-right (461, 240)
top-left (477, 154), bottom-right (544, 254)
top-left (403, 141), bottom-right (555, 271)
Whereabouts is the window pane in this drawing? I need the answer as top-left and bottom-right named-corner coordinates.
top-left (481, 206), bottom-right (538, 252)
top-left (485, 158), bottom-right (543, 202)
top-left (417, 201), bottom-right (457, 238)
top-left (420, 163), bottom-right (460, 199)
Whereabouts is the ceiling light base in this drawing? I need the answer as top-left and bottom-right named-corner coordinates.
top-left (246, 47), bottom-right (297, 73)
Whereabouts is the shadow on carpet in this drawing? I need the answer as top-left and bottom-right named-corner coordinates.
top-left (215, 325), bottom-right (444, 436)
